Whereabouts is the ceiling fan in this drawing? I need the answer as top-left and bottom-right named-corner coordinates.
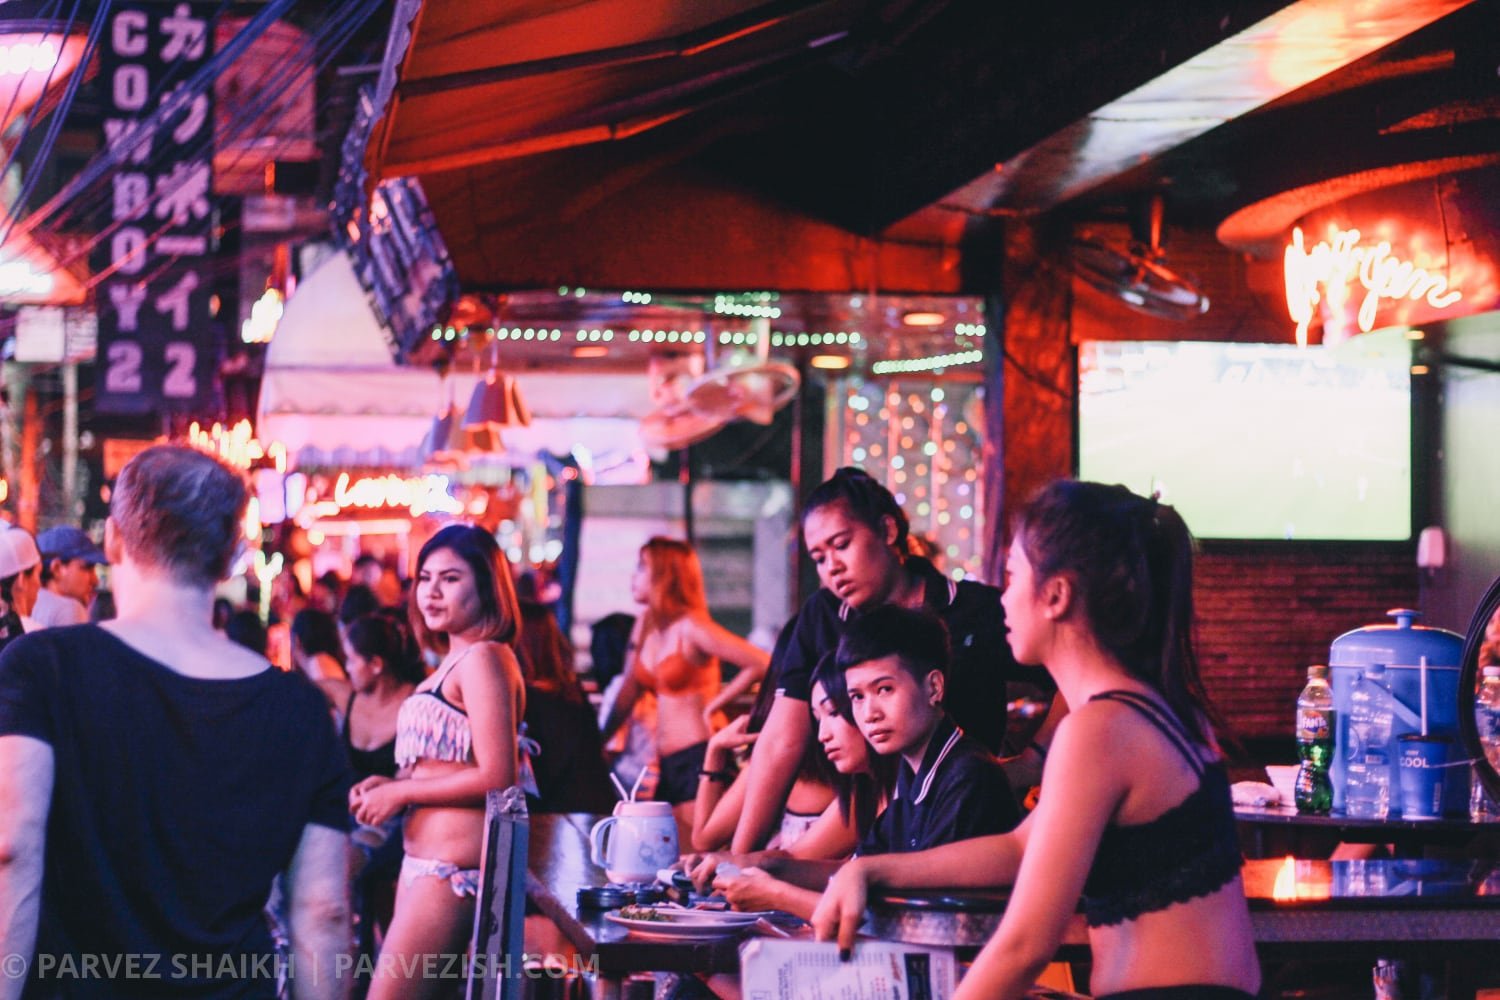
top-left (638, 333), bottom-right (800, 455)
top-left (1070, 195), bottom-right (1210, 321)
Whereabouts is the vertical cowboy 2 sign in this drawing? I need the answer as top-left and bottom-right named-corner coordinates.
top-left (94, 3), bottom-right (217, 416)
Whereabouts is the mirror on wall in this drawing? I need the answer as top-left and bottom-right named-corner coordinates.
top-left (1458, 576), bottom-right (1500, 804)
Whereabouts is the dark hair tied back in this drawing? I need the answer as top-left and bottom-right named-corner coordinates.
top-left (347, 612), bottom-right (426, 686)
top-left (1015, 480), bottom-right (1222, 746)
top-left (802, 467), bottom-right (910, 556)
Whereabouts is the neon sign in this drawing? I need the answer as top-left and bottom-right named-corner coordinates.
top-left (332, 472), bottom-right (462, 517)
top-left (1285, 226), bottom-right (1463, 346)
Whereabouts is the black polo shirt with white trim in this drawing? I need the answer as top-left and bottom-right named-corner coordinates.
top-left (767, 556), bottom-right (1050, 754)
top-left (857, 715), bottom-right (1018, 855)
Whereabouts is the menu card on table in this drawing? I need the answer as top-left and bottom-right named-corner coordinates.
top-left (741, 939), bottom-right (957, 1000)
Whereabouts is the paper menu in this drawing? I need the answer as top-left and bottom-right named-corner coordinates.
top-left (740, 939), bottom-right (957, 1000)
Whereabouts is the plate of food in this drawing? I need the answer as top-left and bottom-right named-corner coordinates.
top-left (604, 904), bottom-right (762, 939)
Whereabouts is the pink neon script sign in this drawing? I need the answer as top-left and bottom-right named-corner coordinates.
top-left (1284, 226), bottom-right (1463, 345)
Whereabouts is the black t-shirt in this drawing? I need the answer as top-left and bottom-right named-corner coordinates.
top-left (858, 716), bottom-right (1018, 855)
top-left (770, 557), bottom-right (1047, 754)
top-left (524, 686), bottom-right (618, 815)
top-left (0, 625), bottom-right (353, 999)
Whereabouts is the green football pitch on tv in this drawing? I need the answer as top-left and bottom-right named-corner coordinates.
top-left (1077, 334), bottom-right (1411, 541)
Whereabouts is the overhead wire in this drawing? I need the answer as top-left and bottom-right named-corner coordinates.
top-left (38, 0), bottom-right (388, 290)
top-left (34, 0), bottom-right (329, 239)
top-left (35, 0), bottom-right (239, 234)
top-left (0, 0), bottom-right (66, 169)
top-left (4, 0), bottom-right (302, 248)
top-left (0, 0), bottom-right (81, 228)
top-left (0, 0), bottom-right (112, 253)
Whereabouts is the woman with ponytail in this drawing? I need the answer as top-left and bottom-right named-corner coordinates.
top-left (814, 480), bottom-right (1259, 1000)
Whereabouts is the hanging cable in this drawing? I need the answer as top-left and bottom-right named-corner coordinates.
top-left (26, 0), bottom-right (327, 243)
top-left (36, 0), bottom-right (386, 283)
top-left (4, 0), bottom-right (301, 248)
top-left (0, 0), bottom-right (111, 253)
top-left (34, 0), bottom-right (347, 239)
top-left (0, 0), bottom-right (80, 223)
top-left (0, 0), bottom-right (65, 162)
top-left (73, 0), bottom-right (388, 290)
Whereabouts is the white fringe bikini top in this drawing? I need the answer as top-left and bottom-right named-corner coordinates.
top-left (394, 645), bottom-right (539, 794)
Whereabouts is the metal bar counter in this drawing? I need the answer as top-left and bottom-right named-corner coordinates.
top-left (867, 857), bottom-right (1500, 958)
top-left (527, 815), bottom-right (1500, 992)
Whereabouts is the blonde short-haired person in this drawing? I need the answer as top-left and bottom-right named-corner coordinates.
top-left (0, 446), bottom-right (353, 1000)
top-left (814, 481), bottom-right (1260, 1000)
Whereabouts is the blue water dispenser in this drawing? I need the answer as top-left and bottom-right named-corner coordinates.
top-left (1328, 609), bottom-right (1464, 816)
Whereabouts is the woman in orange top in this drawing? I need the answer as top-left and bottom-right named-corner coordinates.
top-left (603, 537), bottom-right (770, 837)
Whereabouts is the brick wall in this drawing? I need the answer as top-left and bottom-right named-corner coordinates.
top-left (1195, 547), bottom-right (1418, 741)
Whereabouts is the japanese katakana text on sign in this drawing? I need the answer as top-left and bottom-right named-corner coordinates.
top-left (93, 3), bottom-right (217, 415)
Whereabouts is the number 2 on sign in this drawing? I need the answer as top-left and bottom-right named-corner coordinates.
top-left (164, 341), bottom-right (196, 398)
top-left (105, 341), bottom-right (143, 393)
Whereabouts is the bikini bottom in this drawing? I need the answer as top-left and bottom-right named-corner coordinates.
top-left (398, 853), bottom-right (480, 898)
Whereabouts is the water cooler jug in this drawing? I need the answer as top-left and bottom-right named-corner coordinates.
top-left (1328, 609), bottom-right (1464, 817)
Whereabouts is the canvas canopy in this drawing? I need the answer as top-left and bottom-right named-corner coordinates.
top-left (256, 250), bottom-right (652, 472)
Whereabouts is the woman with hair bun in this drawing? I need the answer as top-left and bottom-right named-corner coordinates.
top-left (815, 481), bottom-right (1259, 1000)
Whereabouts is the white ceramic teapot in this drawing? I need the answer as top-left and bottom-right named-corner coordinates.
top-left (589, 800), bottom-right (678, 884)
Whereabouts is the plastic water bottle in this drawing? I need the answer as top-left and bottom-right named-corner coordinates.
top-left (1470, 666), bottom-right (1500, 821)
top-left (1478, 666), bottom-right (1500, 766)
top-left (1293, 665), bottom-right (1334, 814)
top-left (1345, 663), bottom-right (1392, 819)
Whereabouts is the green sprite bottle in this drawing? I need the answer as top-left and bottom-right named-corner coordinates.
top-left (1294, 665), bottom-right (1335, 814)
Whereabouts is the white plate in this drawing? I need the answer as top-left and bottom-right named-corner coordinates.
top-left (604, 907), bottom-right (761, 939)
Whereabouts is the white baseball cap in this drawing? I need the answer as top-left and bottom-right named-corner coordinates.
top-left (0, 526), bottom-right (41, 580)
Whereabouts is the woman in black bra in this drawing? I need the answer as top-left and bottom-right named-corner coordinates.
top-left (814, 480), bottom-right (1260, 1000)
top-left (336, 612), bottom-right (425, 782)
top-left (332, 611), bottom-right (425, 978)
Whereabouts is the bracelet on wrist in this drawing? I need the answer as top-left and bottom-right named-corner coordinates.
top-left (698, 769), bottom-right (733, 783)
top-left (1028, 739), bottom-right (1048, 762)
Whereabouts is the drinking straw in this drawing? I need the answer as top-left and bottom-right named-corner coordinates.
top-left (610, 772), bottom-right (629, 802)
top-left (629, 765), bottom-right (648, 802)
top-left (1420, 655), bottom-right (1429, 736)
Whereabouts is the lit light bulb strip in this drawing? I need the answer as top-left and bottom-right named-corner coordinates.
top-left (186, 420), bottom-right (286, 473)
top-left (770, 331), bottom-right (860, 347)
top-left (627, 329), bottom-right (706, 343)
top-left (0, 40), bottom-right (61, 77)
top-left (837, 379), bottom-right (984, 582)
top-left (871, 350), bottom-right (984, 375)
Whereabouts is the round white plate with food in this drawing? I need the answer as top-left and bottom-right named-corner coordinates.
top-left (604, 905), bottom-right (761, 939)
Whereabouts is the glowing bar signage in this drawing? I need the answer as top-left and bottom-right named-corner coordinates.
top-left (331, 473), bottom-right (463, 517)
top-left (1284, 225), bottom-right (1463, 346)
top-left (93, 4), bottom-right (217, 415)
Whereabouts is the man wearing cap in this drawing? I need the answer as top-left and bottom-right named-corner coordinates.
top-left (32, 526), bottom-right (106, 628)
top-left (0, 527), bottom-right (42, 640)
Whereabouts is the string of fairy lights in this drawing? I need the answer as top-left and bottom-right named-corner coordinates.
top-left (832, 378), bottom-right (986, 583)
top-left (419, 290), bottom-right (991, 580)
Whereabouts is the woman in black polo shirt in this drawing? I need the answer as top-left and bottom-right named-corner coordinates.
top-left (732, 468), bottom-right (1063, 852)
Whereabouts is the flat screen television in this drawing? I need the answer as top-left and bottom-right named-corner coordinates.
top-left (1076, 331), bottom-right (1412, 541)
